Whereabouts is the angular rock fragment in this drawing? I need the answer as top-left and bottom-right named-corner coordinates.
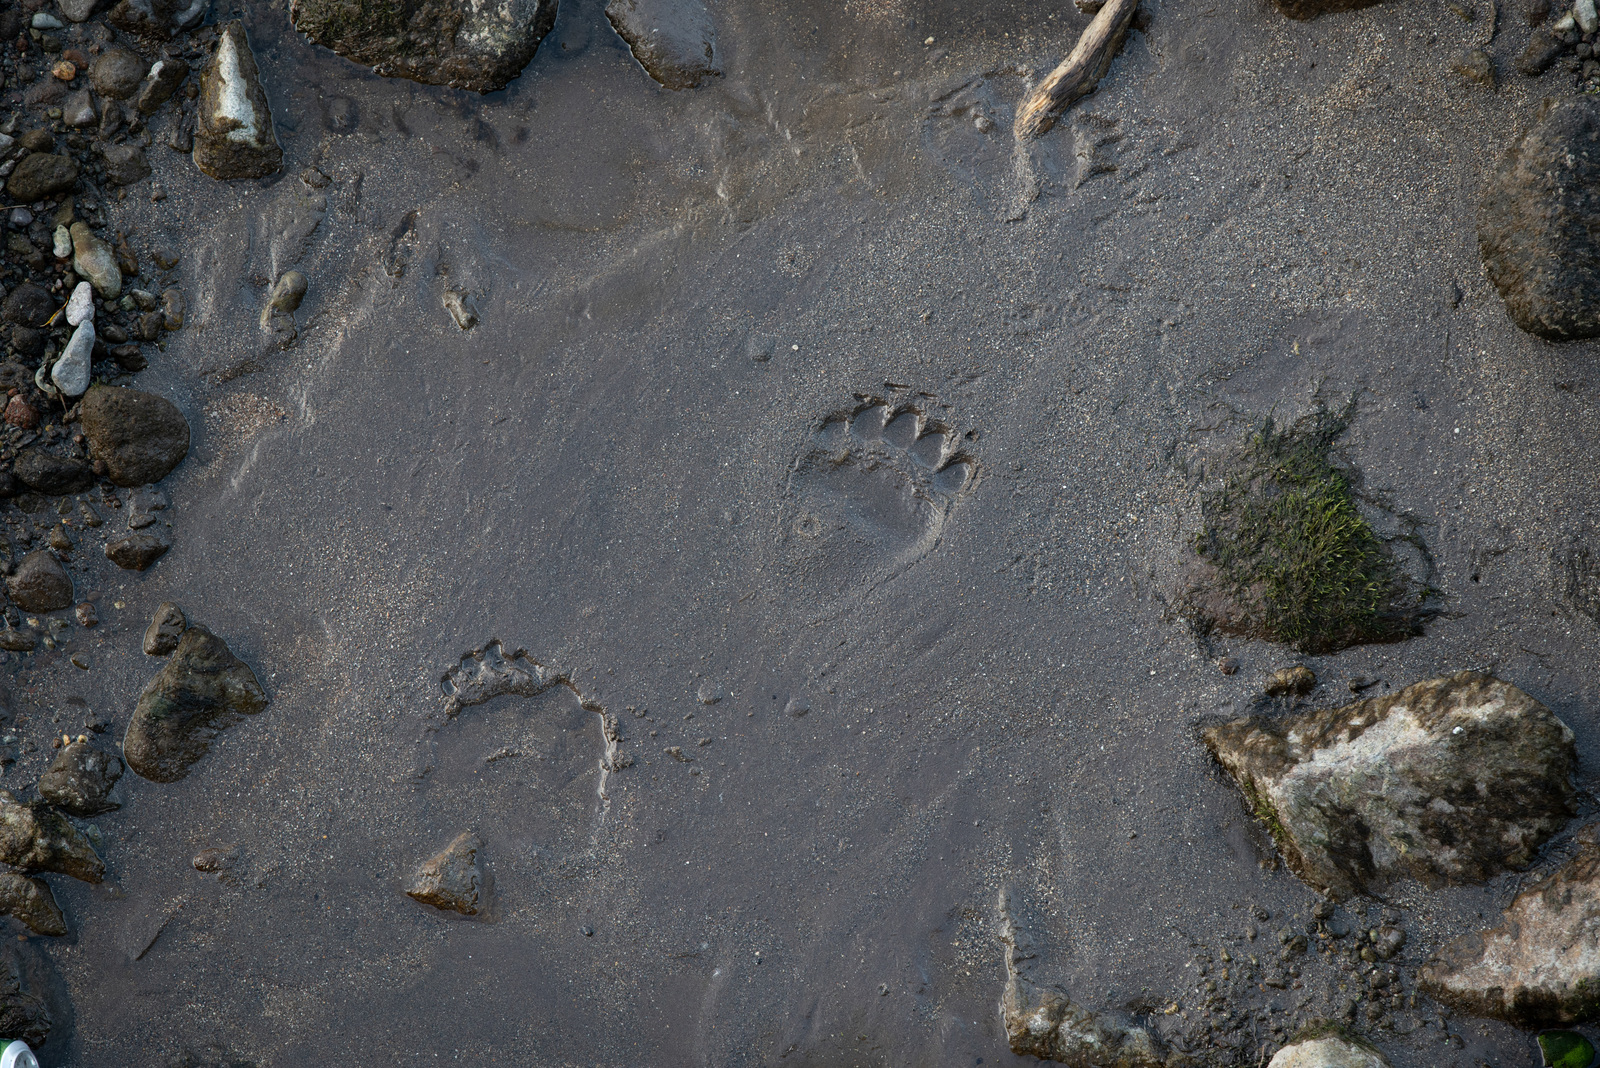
top-left (0, 794), bottom-right (104, 883)
top-left (6, 552), bottom-right (73, 613)
top-left (1268, 1031), bottom-right (1390, 1068)
top-left (193, 21), bottom-right (282, 180)
top-left (38, 740), bottom-right (124, 817)
top-left (1420, 838), bottom-right (1600, 1026)
top-left (135, 55), bottom-right (189, 114)
top-left (123, 625), bottom-right (268, 782)
top-left (1519, 30), bottom-right (1568, 75)
top-left (288, 0), bottom-right (559, 93)
top-left (605, 0), bottom-right (720, 90)
top-left (105, 531), bottom-right (170, 571)
top-left (81, 384), bottom-right (191, 487)
top-left (0, 874), bottom-right (66, 937)
top-left (100, 143), bottom-right (151, 187)
top-left (1481, 96), bottom-right (1600, 340)
top-left (50, 319), bottom-right (93, 397)
top-left (1204, 671), bottom-right (1576, 898)
top-left (406, 831), bottom-right (485, 915)
top-left (144, 601), bottom-right (187, 655)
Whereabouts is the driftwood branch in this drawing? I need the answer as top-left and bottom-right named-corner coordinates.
top-left (1013, 0), bottom-right (1140, 141)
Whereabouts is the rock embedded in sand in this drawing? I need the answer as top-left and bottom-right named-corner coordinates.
top-left (2, 285), bottom-right (55, 329)
top-left (1481, 96), bottom-right (1600, 340)
top-left (1204, 671), bottom-right (1576, 898)
top-left (441, 290), bottom-right (476, 330)
top-left (406, 831), bottom-right (485, 915)
top-left (1267, 1032), bottom-right (1390, 1068)
top-left (100, 142), bottom-right (152, 187)
top-left (38, 740), bottom-right (124, 817)
top-left (144, 601), bottom-right (187, 655)
top-left (6, 551), bottom-right (73, 612)
top-left (605, 0), bottom-right (720, 90)
top-left (81, 384), bottom-right (191, 487)
top-left (105, 531), bottom-right (171, 571)
top-left (0, 794), bottom-right (104, 883)
top-left (0, 874), bottom-right (66, 937)
top-left (1420, 838), bottom-right (1600, 1026)
top-left (124, 624), bottom-right (268, 782)
top-left (4, 154), bottom-right (78, 204)
top-left (289, 0), bottom-right (558, 93)
top-left (192, 21), bottom-right (282, 181)
top-left (1265, 665), bottom-right (1316, 697)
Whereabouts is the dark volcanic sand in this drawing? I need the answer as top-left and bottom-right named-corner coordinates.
top-left (10, 0), bottom-right (1600, 1064)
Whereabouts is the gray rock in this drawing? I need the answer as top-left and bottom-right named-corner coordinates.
top-left (1452, 48), bottom-right (1495, 86)
top-left (58, 0), bottom-right (106, 21)
top-left (1481, 96), bottom-right (1600, 340)
top-left (0, 942), bottom-right (54, 1046)
top-left (71, 222), bottom-right (121, 299)
top-left (5, 154), bottom-right (78, 203)
top-left (266, 270), bottom-right (307, 313)
top-left (605, 0), bottom-right (720, 90)
top-left (1204, 671), bottom-right (1577, 898)
top-left (50, 319), bottom-right (92, 397)
top-left (65, 281), bottom-right (94, 327)
top-left (161, 287), bottom-right (184, 330)
top-left (13, 450), bottom-right (93, 496)
top-left (134, 55), bottom-right (189, 114)
top-left (1268, 1033), bottom-right (1390, 1068)
top-left (123, 624), bottom-right (268, 782)
top-left (193, 21), bottom-right (282, 181)
top-left (0, 874), bottom-right (65, 937)
top-left (105, 532), bottom-right (169, 571)
top-left (0, 793), bottom-right (104, 883)
top-left (30, 12), bottom-right (65, 29)
top-left (38, 739), bottom-right (123, 817)
top-left (288, 0), bottom-right (558, 93)
top-left (405, 831), bottom-right (485, 915)
top-left (5, 551), bottom-right (73, 612)
top-left (90, 47), bottom-right (147, 100)
top-left (144, 600), bottom-right (186, 655)
top-left (1272, 0), bottom-right (1384, 16)
top-left (108, 0), bottom-right (208, 38)
top-left (100, 143), bottom-right (151, 187)
top-left (1421, 838), bottom-right (1600, 1026)
top-left (81, 385), bottom-right (190, 487)
top-left (61, 90), bottom-right (97, 129)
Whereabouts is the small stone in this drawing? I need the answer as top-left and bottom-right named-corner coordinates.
top-left (80, 384), bottom-right (191, 486)
top-left (38, 739), bottom-right (122, 816)
top-left (1452, 48), bottom-right (1495, 85)
top-left (0, 628), bottom-right (34, 653)
top-left (110, 344), bottom-right (146, 371)
top-left (605, 0), bottom-right (721, 90)
top-left (0, 874), bottom-right (65, 937)
top-left (1579, 0), bottom-right (1598, 33)
top-left (90, 47), bottom-right (146, 100)
top-left (74, 602), bottom-right (97, 627)
top-left (31, 12), bottom-right (67, 29)
top-left (191, 845), bottom-right (236, 872)
top-left (266, 271), bottom-right (307, 314)
top-left (193, 21), bottom-right (283, 181)
top-left (0, 793), bottom-right (104, 883)
top-left (13, 450), bottom-right (93, 495)
top-left (1267, 1033), bottom-right (1391, 1067)
top-left (1265, 664), bottom-right (1316, 697)
top-left (65, 281), bottom-right (94, 326)
top-left (61, 89), bottom-right (96, 129)
top-left (4, 154), bottom-right (78, 203)
top-left (143, 600), bottom-right (185, 655)
top-left (52, 226), bottom-right (72, 260)
top-left (442, 290), bottom-right (476, 330)
top-left (134, 55), bottom-right (188, 114)
top-left (105, 531), bottom-right (170, 570)
top-left (70, 222), bottom-right (121, 299)
top-left (161, 288), bottom-right (184, 330)
top-left (1271, 0), bottom-right (1383, 17)
top-left (1518, 30), bottom-right (1568, 75)
top-left (51, 318), bottom-right (93, 397)
top-left (99, 143), bottom-right (150, 187)
top-left (5, 551), bottom-right (72, 612)
top-left (1218, 656), bottom-right (1240, 675)
top-left (2, 398), bottom-right (38, 431)
top-left (51, 60), bottom-right (77, 83)
top-left (123, 624), bottom-right (268, 782)
top-left (1527, 0), bottom-right (1552, 22)
top-left (405, 831), bottom-right (484, 915)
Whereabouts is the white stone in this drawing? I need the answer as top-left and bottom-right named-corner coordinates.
top-left (30, 12), bottom-right (65, 28)
top-left (1578, 0), bottom-right (1599, 33)
top-left (52, 227), bottom-right (71, 260)
top-left (65, 282), bottom-right (94, 327)
top-left (51, 320), bottom-right (93, 398)
top-left (1268, 1036), bottom-right (1390, 1068)
top-left (214, 30), bottom-right (260, 145)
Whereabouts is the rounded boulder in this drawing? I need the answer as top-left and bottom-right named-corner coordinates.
top-left (80, 384), bottom-right (190, 487)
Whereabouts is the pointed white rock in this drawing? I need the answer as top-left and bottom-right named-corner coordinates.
top-left (65, 282), bottom-right (95, 327)
top-left (52, 320), bottom-right (94, 398)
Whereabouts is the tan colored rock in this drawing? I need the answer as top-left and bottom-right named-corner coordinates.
top-left (405, 831), bottom-right (484, 916)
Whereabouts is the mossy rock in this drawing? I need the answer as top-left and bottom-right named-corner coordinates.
top-left (1184, 407), bottom-right (1435, 654)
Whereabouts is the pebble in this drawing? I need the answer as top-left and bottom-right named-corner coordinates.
top-left (193, 21), bottom-right (283, 180)
top-left (1579, 0), bottom-right (1598, 33)
top-left (52, 226), bottom-right (72, 260)
top-left (70, 222), bottom-right (121, 299)
top-left (62, 89), bottom-right (96, 129)
top-left (74, 602), bottom-right (97, 627)
top-left (89, 47), bottom-right (146, 100)
top-left (51, 319), bottom-right (93, 397)
top-left (266, 270), bottom-right (307, 313)
top-left (58, 0), bottom-right (104, 21)
top-left (100, 143), bottom-right (151, 186)
top-left (7, 208), bottom-right (30, 229)
top-left (51, 60), bottom-right (77, 83)
top-left (38, 739), bottom-right (123, 817)
top-left (405, 831), bottom-right (485, 916)
top-left (1452, 48), bottom-right (1495, 85)
top-left (142, 600), bottom-right (186, 655)
top-left (2, 398), bottom-right (38, 431)
top-left (161, 287), bottom-right (184, 330)
top-left (135, 55), bottom-right (189, 114)
top-left (442, 290), bottom-right (477, 330)
top-left (1265, 664), bottom-right (1316, 697)
top-left (65, 281), bottom-right (94, 326)
top-left (4, 552), bottom-right (71, 613)
top-left (104, 531), bottom-right (169, 571)
top-left (30, 12), bottom-right (66, 29)
top-left (124, 624), bottom-right (267, 782)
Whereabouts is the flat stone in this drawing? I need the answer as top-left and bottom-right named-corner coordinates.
top-left (123, 624), bottom-right (268, 782)
top-left (13, 449), bottom-right (93, 496)
top-left (100, 143), bottom-right (151, 186)
top-left (1204, 671), bottom-right (1577, 898)
top-left (288, 0), bottom-right (558, 93)
top-left (5, 551), bottom-right (73, 612)
top-left (135, 55), bottom-right (188, 114)
top-left (80, 384), bottom-right (191, 486)
top-left (0, 793), bottom-right (104, 883)
top-left (51, 319), bottom-right (93, 397)
top-left (1421, 838), bottom-right (1600, 1026)
top-left (38, 740), bottom-right (123, 817)
top-left (1268, 1034), bottom-right (1391, 1068)
top-left (105, 531), bottom-right (170, 571)
top-left (90, 47), bottom-right (146, 99)
top-left (405, 831), bottom-right (485, 915)
top-left (605, 0), bottom-right (721, 90)
top-left (0, 874), bottom-right (65, 937)
top-left (1481, 96), bottom-right (1600, 340)
top-left (192, 21), bottom-right (282, 180)
top-left (144, 600), bottom-right (186, 655)
top-left (4, 154), bottom-right (78, 203)
top-left (1453, 48), bottom-right (1496, 86)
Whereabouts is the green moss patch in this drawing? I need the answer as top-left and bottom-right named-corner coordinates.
top-left (1540, 1031), bottom-right (1597, 1068)
top-left (1186, 409), bottom-right (1434, 655)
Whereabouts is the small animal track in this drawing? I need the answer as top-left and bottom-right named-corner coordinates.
top-left (782, 396), bottom-right (976, 601)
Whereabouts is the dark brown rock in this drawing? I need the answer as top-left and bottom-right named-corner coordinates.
top-left (4, 154), bottom-right (79, 203)
top-left (135, 54), bottom-right (189, 114)
top-left (1272, 0), bottom-right (1384, 17)
top-left (105, 531), bottom-right (170, 571)
top-left (100, 143), bottom-right (151, 186)
top-left (89, 47), bottom-right (147, 100)
top-left (405, 831), bottom-right (485, 915)
top-left (0, 794), bottom-right (104, 883)
top-left (38, 740), bottom-right (123, 817)
top-left (108, 0), bottom-right (209, 38)
top-left (123, 625), bottom-right (268, 783)
top-left (6, 551), bottom-right (72, 613)
top-left (1, 285), bottom-right (54, 329)
top-left (80, 384), bottom-right (190, 487)
top-left (13, 450), bottom-right (94, 496)
top-left (144, 601), bottom-right (186, 655)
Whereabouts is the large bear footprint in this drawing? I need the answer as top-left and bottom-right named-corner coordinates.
top-left (784, 397), bottom-right (976, 600)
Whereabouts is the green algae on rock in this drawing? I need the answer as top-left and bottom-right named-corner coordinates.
top-left (1204, 671), bottom-right (1576, 899)
top-left (1184, 410), bottom-right (1434, 655)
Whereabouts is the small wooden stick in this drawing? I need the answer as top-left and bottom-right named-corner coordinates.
top-left (1013, 0), bottom-right (1140, 141)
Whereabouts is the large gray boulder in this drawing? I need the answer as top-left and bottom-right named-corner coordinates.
top-left (1204, 671), bottom-right (1577, 898)
top-left (1481, 96), bottom-right (1600, 341)
top-left (605, 0), bottom-right (719, 90)
top-left (1420, 839), bottom-right (1600, 1026)
top-left (124, 624), bottom-right (268, 783)
top-left (288, 0), bottom-right (558, 93)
